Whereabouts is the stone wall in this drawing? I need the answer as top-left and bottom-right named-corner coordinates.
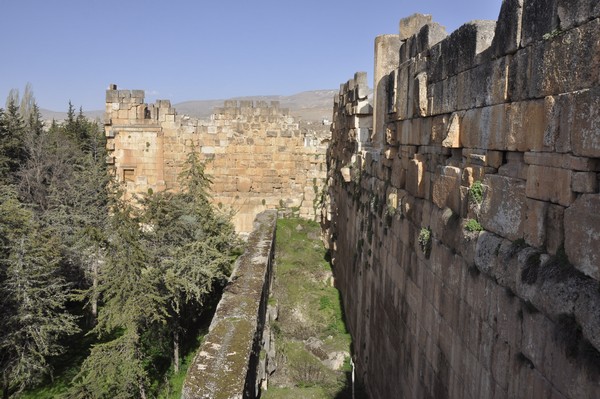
top-left (323, 2), bottom-right (600, 398)
top-left (105, 87), bottom-right (327, 233)
top-left (182, 210), bottom-right (277, 399)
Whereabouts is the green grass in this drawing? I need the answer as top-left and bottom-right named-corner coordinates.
top-left (465, 218), bottom-right (483, 232)
top-left (262, 386), bottom-right (331, 399)
top-left (156, 334), bottom-right (206, 399)
top-left (268, 218), bottom-right (354, 398)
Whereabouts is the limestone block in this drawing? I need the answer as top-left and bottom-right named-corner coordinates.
top-left (571, 172), bottom-right (598, 193)
top-left (522, 152), bottom-right (600, 171)
top-left (414, 72), bottom-right (428, 117)
top-left (442, 112), bottom-right (462, 148)
top-left (520, 0), bottom-right (559, 47)
top-left (487, 151), bottom-right (504, 168)
top-left (415, 23), bottom-right (447, 54)
top-left (431, 115), bottom-right (449, 145)
top-left (391, 157), bottom-right (406, 189)
top-left (545, 204), bottom-right (564, 255)
top-left (399, 13), bottom-right (433, 41)
top-left (538, 20), bottom-right (600, 97)
top-left (564, 194), bottom-right (600, 279)
top-left (557, 0), bottom-right (600, 30)
top-left (396, 64), bottom-right (410, 120)
top-left (490, 0), bottom-right (524, 57)
top-left (570, 88), bottom-right (600, 158)
top-left (407, 155), bottom-right (426, 198)
top-left (432, 166), bottom-right (462, 213)
top-left (386, 123), bottom-right (398, 146)
top-left (507, 45), bottom-right (532, 102)
top-left (398, 120), bottom-right (421, 146)
top-left (461, 104), bottom-right (506, 150)
top-left (525, 165), bottom-right (575, 206)
top-left (429, 75), bottom-right (458, 116)
top-left (524, 198), bottom-right (549, 248)
top-left (506, 99), bottom-right (550, 152)
top-left (480, 174), bottom-right (526, 241)
top-left (354, 100), bottom-right (372, 115)
top-left (428, 20), bottom-right (497, 83)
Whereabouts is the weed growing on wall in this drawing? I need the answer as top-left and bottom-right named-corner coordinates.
top-left (418, 227), bottom-right (432, 258)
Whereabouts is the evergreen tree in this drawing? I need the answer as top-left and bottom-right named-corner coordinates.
top-left (0, 99), bottom-right (26, 182)
top-left (69, 200), bottom-right (165, 399)
top-left (0, 186), bottom-right (79, 398)
top-left (70, 147), bottom-right (239, 396)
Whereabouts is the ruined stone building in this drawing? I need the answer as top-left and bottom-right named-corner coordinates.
top-left (323, 1), bottom-right (600, 398)
top-left (104, 87), bottom-right (327, 233)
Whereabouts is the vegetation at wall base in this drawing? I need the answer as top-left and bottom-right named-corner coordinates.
top-left (262, 218), bottom-right (367, 399)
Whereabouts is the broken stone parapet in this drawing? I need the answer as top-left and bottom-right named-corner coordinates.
top-left (182, 210), bottom-right (277, 399)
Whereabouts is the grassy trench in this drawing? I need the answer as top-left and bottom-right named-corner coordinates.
top-left (262, 218), bottom-right (356, 399)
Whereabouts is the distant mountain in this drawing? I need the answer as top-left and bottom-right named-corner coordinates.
top-left (173, 90), bottom-right (339, 122)
top-left (39, 108), bottom-right (104, 124)
top-left (39, 89), bottom-right (348, 124)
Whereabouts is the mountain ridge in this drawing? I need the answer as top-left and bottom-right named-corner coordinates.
top-left (40, 89), bottom-right (345, 123)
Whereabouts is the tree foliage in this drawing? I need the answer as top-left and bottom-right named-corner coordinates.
top-left (0, 86), bottom-right (239, 397)
top-left (0, 186), bottom-right (79, 398)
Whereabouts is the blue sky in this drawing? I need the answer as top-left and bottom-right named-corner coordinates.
top-left (0, 0), bottom-right (503, 111)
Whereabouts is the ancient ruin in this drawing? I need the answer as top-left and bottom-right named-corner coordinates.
top-left (104, 87), bottom-right (327, 233)
top-left (323, 1), bottom-right (600, 398)
top-left (104, 1), bottom-right (600, 398)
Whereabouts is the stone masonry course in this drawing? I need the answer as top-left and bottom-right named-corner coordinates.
top-left (323, 1), bottom-right (600, 398)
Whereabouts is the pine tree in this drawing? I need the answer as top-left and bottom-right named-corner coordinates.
top-left (69, 200), bottom-right (165, 398)
top-left (0, 99), bottom-right (26, 182)
top-left (0, 186), bottom-right (79, 398)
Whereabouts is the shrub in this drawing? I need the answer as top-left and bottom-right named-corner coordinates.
top-left (465, 219), bottom-right (483, 232)
top-left (418, 227), bottom-right (432, 257)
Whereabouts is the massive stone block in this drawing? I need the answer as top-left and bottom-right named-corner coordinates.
top-left (525, 164), bottom-right (575, 206)
top-left (520, 0), bottom-right (559, 47)
top-left (429, 20), bottom-right (496, 82)
top-left (480, 174), bottom-right (526, 241)
top-left (490, 0), bottom-right (524, 57)
top-left (564, 194), bottom-right (600, 280)
top-left (557, 0), bottom-right (600, 30)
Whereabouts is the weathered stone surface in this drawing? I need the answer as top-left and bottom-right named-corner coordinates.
top-left (491, 0), bottom-right (524, 57)
top-left (564, 194), bottom-right (600, 279)
top-left (415, 22), bottom-right (447, 54)
top-left (399, 13), bottom-right (433, 41)
top-left (570, 87), bottom-right (600, 158)
top-left (432, 166), bottom-right (461, 213)
top-left (520, 0), bottom-right (559, 47)
top-left (429, 20), bottom-right (496, 82)
top-left (525, 164), bottom-right (575, 206)
top-left (480, 174), bottom-right (526, 241)
top-left (442, 112), bottom-right (462, 148)
top-left (538, 19), bottom-right (600, 97)
top-left (374, 34), bottom-right (401, 148)
top-left (182, 211), bottom-right (276, 399)
top-left (325, 5), bottom-right (600, 399)
top-left (524, 198), bottom-right (548, 248)
top-left (557, 0), bottom-right (600, 30)
top-left (571, 172), bottom-right (598, 193)
top-left (414, 72), bottom-right (428, 117)
top-left (407, 155), bottom-right (426, 198)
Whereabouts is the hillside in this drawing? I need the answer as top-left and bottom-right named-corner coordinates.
top-left (40, 89), bottom-right (350, 124)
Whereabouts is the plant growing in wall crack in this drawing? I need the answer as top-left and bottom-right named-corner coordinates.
top-left (465, 180), bottom-right (485, 233)
top-left (465, 218), bottom-right (483, 232)
top-left (418, 227), bottom-right (432, 258)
